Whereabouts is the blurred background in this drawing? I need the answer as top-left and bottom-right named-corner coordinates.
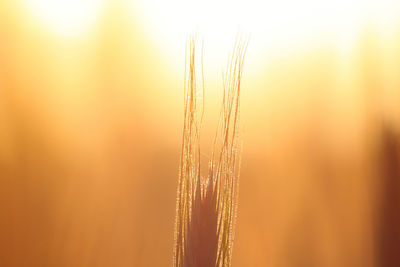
top-left (1, 0), bottom-right (400, 266)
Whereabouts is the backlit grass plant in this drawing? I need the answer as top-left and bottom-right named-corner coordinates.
top-left (173, 35), bottom-right (248, 267)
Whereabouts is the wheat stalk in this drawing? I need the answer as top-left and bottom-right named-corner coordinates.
top-left (173, 34), bottom-right (248, 267)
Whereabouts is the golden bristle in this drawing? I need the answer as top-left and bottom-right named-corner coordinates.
top-left (173, 34), bottom-right (248, 267)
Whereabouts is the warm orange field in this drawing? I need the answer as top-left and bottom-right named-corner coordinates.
top-left (1, 1), bottom-right (400, 266)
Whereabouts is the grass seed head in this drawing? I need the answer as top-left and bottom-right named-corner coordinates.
top-left (173, 34), bottom-right (248, 267)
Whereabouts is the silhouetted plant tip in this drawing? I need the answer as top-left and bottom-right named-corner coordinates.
top-left (173, 34), bottom-right (248, 267)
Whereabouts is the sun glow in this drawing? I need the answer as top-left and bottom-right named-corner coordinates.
top-left (21, 0), bottom-right (400, 73)
top-left (24, 0), bottom-right (105, 37)
top-left (134, 0), bottom-right (400, 75)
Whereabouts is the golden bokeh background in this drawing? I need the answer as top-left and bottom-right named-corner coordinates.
top-left (1, 0), bottom-right (400, 266)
